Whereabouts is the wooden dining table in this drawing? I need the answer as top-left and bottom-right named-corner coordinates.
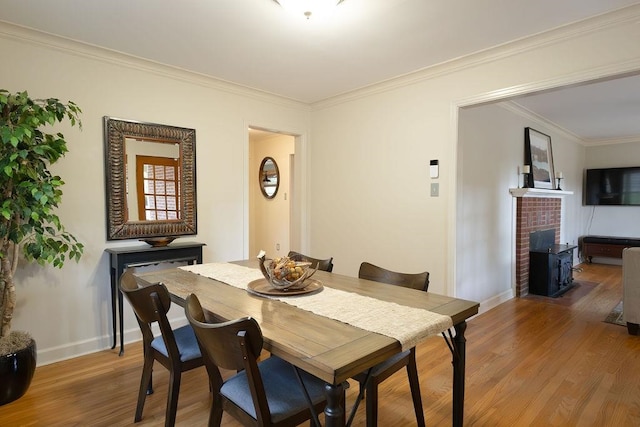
top-left (135, 260), bottom-right (479, 427)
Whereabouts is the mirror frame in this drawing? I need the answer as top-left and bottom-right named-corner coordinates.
top-left (104, 116), bottom-right (197, 240)
top-left (259, 156), bottom-right (280, 199)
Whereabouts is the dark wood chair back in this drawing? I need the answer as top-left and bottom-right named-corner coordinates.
top-left (119, 270), bottom-right (204, 427)
top-left (358, 261), bottom-right (429, 292)
top-left (119, 271), bottom-right (177, 356)
top-left (185, 293), bottom-right (263, 372)
top-left (185, 294), bottom-right (277, 426)
top-left (355, 261), bottom-right (429, 426)
top-left (288, 250), bottom-right (334, 272)
top-left (185, 293), bottom-right (328, 427)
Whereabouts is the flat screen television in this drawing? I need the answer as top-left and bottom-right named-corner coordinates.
top-left (584, 167), bottom-right (640, 205)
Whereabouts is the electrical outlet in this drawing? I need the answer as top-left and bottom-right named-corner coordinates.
top-left (430, 183), bottom-right (439, 197)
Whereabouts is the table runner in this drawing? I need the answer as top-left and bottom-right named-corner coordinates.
top-left (179, 262), bottom-right (452, 351)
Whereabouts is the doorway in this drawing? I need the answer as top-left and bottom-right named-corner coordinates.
top-left (454, 70), bottom-right (640, 305)
top-left (248, 128), bottom-right (295, 259)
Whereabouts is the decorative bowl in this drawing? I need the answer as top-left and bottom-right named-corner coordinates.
top-left (140, 236), bottom-right (176, 247)
top-left (257, 251), bottom-right (317, 291)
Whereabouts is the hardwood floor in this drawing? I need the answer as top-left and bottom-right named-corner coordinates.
top-left (1, 263), bottom-right (639, 426)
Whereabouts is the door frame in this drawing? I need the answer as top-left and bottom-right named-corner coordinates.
top-left (244, 124), bottom-right (309, 260)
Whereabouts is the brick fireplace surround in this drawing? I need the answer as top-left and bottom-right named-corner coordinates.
top-left (514, 196), bottom-right (562, 297)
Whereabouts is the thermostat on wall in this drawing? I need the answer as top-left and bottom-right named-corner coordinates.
top-left (430, 160), bottom-right (439, 178)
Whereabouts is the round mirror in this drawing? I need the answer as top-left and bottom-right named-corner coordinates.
top-left (259, 157), bottom-right (280, 199)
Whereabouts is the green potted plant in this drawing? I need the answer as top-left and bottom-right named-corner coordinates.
top-left (0, 89), bottom-right (83, 405)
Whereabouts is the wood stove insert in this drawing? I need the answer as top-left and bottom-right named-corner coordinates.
top-left (529, 229), bottom-right (577, 297)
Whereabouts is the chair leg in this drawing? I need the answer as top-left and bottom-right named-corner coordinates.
top-left (135, 355), bottom-right (154, 422)
top-left (406, 351), bottom-right (426, 427)
top-left (208, 392), bottom-right (223, 427)
top-left (165, 369), bottom-right (182, 427)
top-left (147, 372), bottom-right (154, 395)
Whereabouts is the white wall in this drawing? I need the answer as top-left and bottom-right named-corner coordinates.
top-left (584, 140), bottom-right (640, 238)
top-left (457, 103), bottom-right (586, 304)
top-left (0, 24), bottom-right (310, 364)
top-left (308, 6), bottom-right (640, 305)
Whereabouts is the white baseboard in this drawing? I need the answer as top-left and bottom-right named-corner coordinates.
top-left (36, 317), bottom-right (190, 366)
top-left (477, 288), bottom-right (515, 316)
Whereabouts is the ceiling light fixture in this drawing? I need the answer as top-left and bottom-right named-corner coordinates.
top-left (274, 0), bottom-right (345, 20)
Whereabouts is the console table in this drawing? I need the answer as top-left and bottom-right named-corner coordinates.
top-left (105, 241), bottom-right (205, 355)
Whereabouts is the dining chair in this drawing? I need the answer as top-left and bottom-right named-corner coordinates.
top-left (184, 293), bottom-right (328, 427)
top-left (119, 269), bottom-right (204, 427)
top-left (354, 261), bottom-right (429, 427)
top-left (287, 250), bottom-right (334, 272)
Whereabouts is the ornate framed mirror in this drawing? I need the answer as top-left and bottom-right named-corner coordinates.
top-left (104, 117), bottom-right (197, 240)
top-left (259, 157), bottom-right (279, 199)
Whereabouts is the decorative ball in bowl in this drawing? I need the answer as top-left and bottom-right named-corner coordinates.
top-left (257, 251), bottom-right (317, 291)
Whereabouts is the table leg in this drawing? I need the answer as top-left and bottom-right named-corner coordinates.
top-left (452, 321), bottom-right (467, 427)
top-left (324, 382), bottom-right (346, 427)
top-left (110, 267), bottom-right (117, 350)
top-left (118, 286), bottom-right (125, 356)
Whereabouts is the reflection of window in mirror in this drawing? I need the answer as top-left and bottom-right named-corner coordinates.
top-left (125, 137), bottom-right (180, 221)
top-left (136, 156), bottom-right (181, 220)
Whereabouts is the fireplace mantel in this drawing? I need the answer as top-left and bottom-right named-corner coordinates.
top-left (509, 188), bottom-right (573, 198)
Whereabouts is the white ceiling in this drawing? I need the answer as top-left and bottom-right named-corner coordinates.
top-left (511, 74), bottom-right (640, 143)
top-left (2, 0), bottom-right (640, 142)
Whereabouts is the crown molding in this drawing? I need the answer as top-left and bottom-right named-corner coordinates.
top-left (499, 100), bottom-right (640, 148)
top-left (581, 135), bottom-right (640, 147)
top-left (3, 2), bottom-right (640, 114)
top-left (0, 20), bottom-right (310, 111)
top-left (312, 3), bottom-right (640, 109)
top-left (499, 101), bottom-right (585, 144)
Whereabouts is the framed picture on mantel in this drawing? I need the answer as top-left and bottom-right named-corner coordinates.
top-left (524, 127), bottom-right (555, 189)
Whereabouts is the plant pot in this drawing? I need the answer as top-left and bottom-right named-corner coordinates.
top-left (0, 338), bottom-right (37, 406)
